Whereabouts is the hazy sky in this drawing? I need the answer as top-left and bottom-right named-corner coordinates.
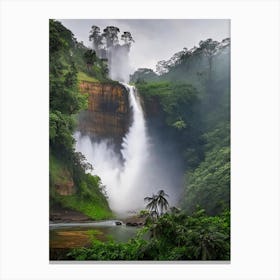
top-left (60, 19), bottom-right (230, 72)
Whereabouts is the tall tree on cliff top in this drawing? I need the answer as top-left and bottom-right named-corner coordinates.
top-left (89, 25), bottom-right (103, 54)
top-left (121, 31), bottom-right (135, 49)
top-left (102, 26), bottom-right (120, 48)
top-left (198, 38), bottom-right (219, 85)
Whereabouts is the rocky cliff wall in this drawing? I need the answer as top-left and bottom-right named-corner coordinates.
top-left (78, 81), bottom-right (130, 144)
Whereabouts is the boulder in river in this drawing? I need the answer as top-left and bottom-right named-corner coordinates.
top-left (125, 216), bottom-right (147, 227)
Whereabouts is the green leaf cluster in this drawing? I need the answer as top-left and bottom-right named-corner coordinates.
top-left (49, 20), bottom-right (88, 156)
top-left (68, 210), bottom-right (230, 260)
top-left (137, 81), bottom-right (204, 169)
top-left (184, 122), bottom-right (230, 215)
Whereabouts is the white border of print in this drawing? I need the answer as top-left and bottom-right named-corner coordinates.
top-left (0, 0), bottom-right (279, 279)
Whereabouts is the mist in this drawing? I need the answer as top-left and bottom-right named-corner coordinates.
top-left (87, 24), bottom-right (134, 83)
top-left (75, 84), bottom-right (184, 214)
top-left (60, 19), bottom-right (230, 71)
top-left (108, 45), bottom-right (132, 82)
top-left (74, 24), bottom-right (184, 214)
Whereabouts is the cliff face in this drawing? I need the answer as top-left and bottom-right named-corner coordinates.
top-left (78, 81), bottom-right (130, 144)
top-left (54, 174), bottom-right (75, 196)
top-left (50, 155), bottom-right (75, 196)
top-left (142, 96), bottom-right (162, 117)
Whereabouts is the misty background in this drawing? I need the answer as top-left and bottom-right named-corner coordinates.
top-left (64, 19), bottom-right (230, 213)
top-left (60, 19), bottom-right (230, 72)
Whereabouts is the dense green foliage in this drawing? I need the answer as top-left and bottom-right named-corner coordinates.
top-left (49, 20), bottom-right (87, 157)
top-left (135, 38), bottom-right (230, 216)
top-left (130, 68), bottom-right (159, 83)
top-left (49, 153), bottom-right (112, 219)
top-left (184, 123), bottom-right (230, 214)
top-left (137, 81), bottom-right (204, 169)
top-left (50, 21), bottom-right (230, 260)
top-left (49, 19), bottom-right (112, 219)
top-left (68, 209), bottom-right (230, 260)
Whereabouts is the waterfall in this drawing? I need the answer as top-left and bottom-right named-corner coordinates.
top-left (75, 83), bottom-right (150, 214)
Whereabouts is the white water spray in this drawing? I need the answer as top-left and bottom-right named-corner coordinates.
top-left (75, 83), bottom-right (150, 214)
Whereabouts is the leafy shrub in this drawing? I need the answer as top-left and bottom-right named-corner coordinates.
top-left (68, 210), bottom-right (230, 261)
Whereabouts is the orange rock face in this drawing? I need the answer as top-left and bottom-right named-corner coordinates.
top-left (78, 81), bottom-right (130, 144)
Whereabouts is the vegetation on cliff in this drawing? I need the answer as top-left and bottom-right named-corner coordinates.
top-left (66, 36), bottom-right (230, 261)
top-left (49, 19), bottom-right (112, 219)
top-left (135, 38), bottom-right (230, 215)
top-left (49, 20), bottom-right (230, 260)
top-left (137, 81), bottom-right (203, 170)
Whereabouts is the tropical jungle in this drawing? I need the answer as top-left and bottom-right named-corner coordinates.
top-left (49, 19), bottom-right (230, 261)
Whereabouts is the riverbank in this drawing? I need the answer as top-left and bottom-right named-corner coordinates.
top-left (50, 204), bottom-right (94, 223)
top-left (49, 219), bottom-right (141, 260)
top-left (50, 203), bottom-right (149, 225)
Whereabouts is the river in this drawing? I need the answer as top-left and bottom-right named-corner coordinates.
top-left (50, 220), bottom-right (139, 249)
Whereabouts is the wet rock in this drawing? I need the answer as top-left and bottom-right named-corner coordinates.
top-left (78, 81), bottom-right (131, 146)
top-left (50, 204), bottom-right (93, 223)
top-left (124, 215), bottom-right (147, 227)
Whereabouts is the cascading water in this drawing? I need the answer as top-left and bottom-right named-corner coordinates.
top-left (75, 83), bottom-right (150, 214)
top-left (118, 84), bottom-right (150, 208)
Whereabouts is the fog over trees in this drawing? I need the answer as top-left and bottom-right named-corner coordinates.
top-left (89, 25), bottom-right (135, 82)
